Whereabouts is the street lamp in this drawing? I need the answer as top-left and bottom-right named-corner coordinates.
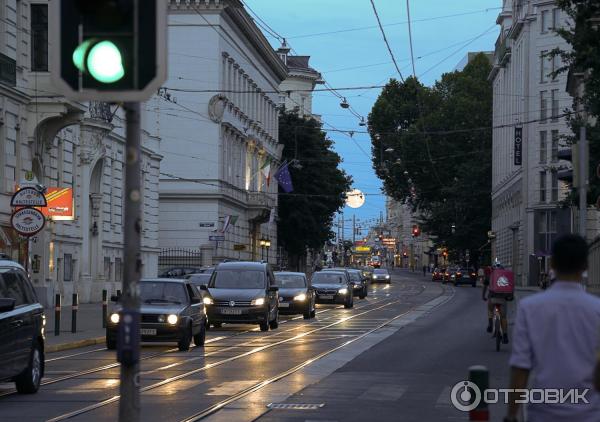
top-left (260, 238), bottom-right (271, 261)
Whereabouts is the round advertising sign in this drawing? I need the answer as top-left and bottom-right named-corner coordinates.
top-left (11, 207), bottom-right (46, 237)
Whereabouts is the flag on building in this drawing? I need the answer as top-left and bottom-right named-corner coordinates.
top-left (274, 161), bottom-right (293, 193)
top-left (260, 157), bottom-right (271, 187)
top-left (222, 215), bottom-right (239, 233)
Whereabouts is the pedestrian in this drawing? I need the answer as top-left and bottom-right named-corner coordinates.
top-left (422, 265), bottom-right (427, 277)
top-left (505, 234), bottom-right (600, 422)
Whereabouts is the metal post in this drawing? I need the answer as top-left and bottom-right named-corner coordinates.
top-left (102, 289), bottom-right (108, 328)
top-left (352, 214), bottom-right (356, 244)
top-left (54, 294), bottom-right (61, 336)
top-left (468, 365), bottom-right (489, 421)
top-left (119, 102), bottom-right (142, 422)
top-left (578, 122), bottom-right (587, 238)
top-left (71, 293), bottom-right (78, 333)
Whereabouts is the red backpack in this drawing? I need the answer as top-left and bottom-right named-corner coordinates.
top-left (489, 269), bottom-right (515, 295)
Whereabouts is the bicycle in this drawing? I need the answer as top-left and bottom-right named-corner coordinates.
top-left (491, 300), bottom-right (504, 351)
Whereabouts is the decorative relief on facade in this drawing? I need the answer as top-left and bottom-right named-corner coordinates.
top-left (208, 95), bottom-right (226, 123)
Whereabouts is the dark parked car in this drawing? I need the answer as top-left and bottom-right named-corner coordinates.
top-left (371, 268), bottom-right (391, 283)
top-left (274, 272), bottom-right (315, 319)
top-left (107, 278), bottom-right (206, 351)
top-left (0, 260), bottom-right (45, 394)
top-left (201, 261), bottom-right (279, 332)
top-left (159, 267), bottom-right (204, 278)
top-left (347, 269), bottom-right (368, 299)
top-left (450, 268), bottom-right (477, 287)
top-left (311, 271), bottom-right (354, 309)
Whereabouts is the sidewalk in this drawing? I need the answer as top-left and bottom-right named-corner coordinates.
top-left (44, 303), bottom-right (107, 353)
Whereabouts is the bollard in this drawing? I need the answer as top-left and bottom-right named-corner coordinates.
top-left (102, 289), bottom-right (108, 328)
top-left (469, 365), bottom-right (489, 421)
top-left (71, 293), bottom-right (78, 333)
top-left (54, 294), bottom-right (61, 336)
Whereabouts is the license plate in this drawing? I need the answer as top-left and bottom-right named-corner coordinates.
top-left (279, 302), bottom-right (290, 308)
top-left (141, 329), bottom-right (156, 335)
top-left (319, 295), bottom-right (334, 300)
top-left (220, 308), bottom-right (242, 315)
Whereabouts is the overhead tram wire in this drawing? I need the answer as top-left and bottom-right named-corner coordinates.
top-left (369, 0), bottom-right (405, 82)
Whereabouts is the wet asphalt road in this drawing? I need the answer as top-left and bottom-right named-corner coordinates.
top-left (0, 270), bottom-right (519, 422)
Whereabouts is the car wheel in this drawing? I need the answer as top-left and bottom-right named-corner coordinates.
top-left (344, 297), bottom-right (354, 309)
top-left (303, 307), bottom-right (311, 319)
top-left (259, 321), bottom-right (269, 332)
top-left (106, 329), bottom-right (117, 350)
top-left (178, 324), bottom-right (192, 351)
top-left (269, 310), bottom-right (279, 329)
top-left (194, 320), bottom-right (206, 347)
top-left (310, 307), bottom-right (316, 318)
top-left (15, 341), bottom-right (43, 394)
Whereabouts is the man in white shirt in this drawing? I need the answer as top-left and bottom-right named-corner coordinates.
top-left (505, 234), bottom-right (600, 422)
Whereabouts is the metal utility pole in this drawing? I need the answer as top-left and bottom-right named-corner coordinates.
top-left (352, 214), bottom-right (356, 244)
top-left (119, 102), bottom-right (142, 422)
top-left (578, 118), bottom-right (588, 238)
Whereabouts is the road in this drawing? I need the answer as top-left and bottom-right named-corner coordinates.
top-left (0, 270), bottom-right (518, 422)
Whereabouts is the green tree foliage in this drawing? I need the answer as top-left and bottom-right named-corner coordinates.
top-left (277, 112), bottom-right (352, 264)
top-left (554, 1), bottom-right (600, 205)
top-left (368, 54), bottom-right (493, 261)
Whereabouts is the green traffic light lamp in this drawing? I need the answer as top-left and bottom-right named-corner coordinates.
top-left (72, 39), bottom-right (125, 83)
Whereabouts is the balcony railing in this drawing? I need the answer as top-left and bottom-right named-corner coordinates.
top-left (247, 192), bottom-right (275, 209)
top-left (0, 53), bottom-right (16, 87)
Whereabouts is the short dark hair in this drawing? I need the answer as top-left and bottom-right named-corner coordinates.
top-left (551, 234), bottom-right (588, 274)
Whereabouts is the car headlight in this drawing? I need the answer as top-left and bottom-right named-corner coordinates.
top-left (167, 314), bottom-right (178, 325)
top-left (251, 297), bottom-right (266, 306)
top-left (110, 313), bottom-right (120, 324)
top-left (385, 275), bottom-right (390, 279)
top-left (338, 288), bottom-right (348, 295)
top-left (293, 293), bottom-right (307, 302)
top-left (203, 297), bottom-right (214, 305)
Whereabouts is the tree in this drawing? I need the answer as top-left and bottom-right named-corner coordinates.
top-left (277, 111), bottom-right (352, 269)
top-left (368, 54), bottom-right (493, 262)
top-left (553, 1), bottom-right (600, 206)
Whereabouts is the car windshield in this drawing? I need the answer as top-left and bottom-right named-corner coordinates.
top-left (188, 274), bottom-right (211, 284)
top-left (209, 270), bottom-right (266, 289)
top-left (373, 269), bottom-right (388, 274)
top-left (274, 274), bottom-right (306, 288)
top-left (139, 282), bottom-right (187, 304)
top-left (312, 273), bottom-right (345, 284)
top-left (348, 272), bottom-right (361, 281)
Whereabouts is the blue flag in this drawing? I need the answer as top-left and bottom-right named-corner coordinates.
top-left (274, 161), bottom-right (294, 193)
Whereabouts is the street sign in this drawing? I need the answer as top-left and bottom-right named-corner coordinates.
top-left (11, 187), bottom-right (47, 207)
top-left (209, 235), bottom-right (225, 241)
top-left (50, 0), bottom-right (167, 101)
top-left (233, 244), bottom-right (246, 251)
top-left (11, 208), bottom-right (46, 236)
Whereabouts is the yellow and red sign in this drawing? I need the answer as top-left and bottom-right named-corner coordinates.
top-left (40, 188), bottom-right (75, 221)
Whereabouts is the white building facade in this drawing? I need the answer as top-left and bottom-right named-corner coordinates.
top-left (490, 0), bottom-right (574, 286)
top-left (154, 1), bottom-right (287, 267)
top-left (0, 1), bottom-right (161, 305)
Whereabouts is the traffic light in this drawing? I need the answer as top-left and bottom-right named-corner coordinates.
top-left (412, 225), bottom-right (421, 237)
top-left (51, 0), bottom-right (167, 101)
top-left (442, 249), bottom-right (448, 258)
top-left (557, 143), bottom-right (587, 189)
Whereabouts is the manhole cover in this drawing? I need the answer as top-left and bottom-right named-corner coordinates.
top-left (267, 403), bottom-right (325, 410)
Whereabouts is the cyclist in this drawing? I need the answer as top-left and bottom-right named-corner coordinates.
top-left (482, 262), bottom-right (512, 344)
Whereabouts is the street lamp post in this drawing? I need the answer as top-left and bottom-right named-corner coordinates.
top-left (265, 239), bottom-right (271, 262)
top-left (260, 238), bottom-right (266, 260)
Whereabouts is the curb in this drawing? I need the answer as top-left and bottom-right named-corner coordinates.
top-left (46, 336), bottom-right (105, 353)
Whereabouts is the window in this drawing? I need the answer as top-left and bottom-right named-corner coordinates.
top-left (551, 54), bottom-right (559, 80)
top-left (115, 258), bottom-right (122, 282)
top-left (551, 170), bottom-right (559, 202)
top-left (552, 8), bottom-right (560, 30)
top-left (64, 253), bottom-right (73, 282)
top-left (551, 130), bottom-right (559, 162)
top-left (551, 89), bottom-right (559, 121)
top-left (539, 131), bottom-right (547, 164)
top-left (540, 50), bottom-right (550, 82)
top-left (541, 10), bottom-right (549, 33)
top-left (540, 91), bottom-right (548, 122)
top-left (31, 4), bottom-right (48, 71)
top-left (539, 171), bottom-right (547, 203)
top-left (104, 257), bottom-right (111, 281)
top-left (0, 268), bottom-right (27, 306)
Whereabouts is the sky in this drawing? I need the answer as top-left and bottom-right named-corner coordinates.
top-left (244, 0), bottom-right (501, 239)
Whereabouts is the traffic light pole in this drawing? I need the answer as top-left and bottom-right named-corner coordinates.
top-left (119, 102), bottom-right (142, 422)
top-left (578, 121), bottom-right (587, 238)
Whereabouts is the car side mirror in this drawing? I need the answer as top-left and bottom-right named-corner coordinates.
top-left (0, 297), bottom-right (16, 313)
top-left (199, 284), bottom-right (208, 291)
top-left (190, 297), bottom-right (201, 304)
top-left (268, 286), bottom-right (279, 292)
top-left (110, 295), bottom-right (120, 303)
